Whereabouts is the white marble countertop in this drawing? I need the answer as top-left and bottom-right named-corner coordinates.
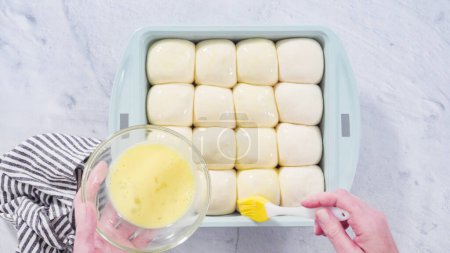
top-left (1, 1), bottom-right (449, 252)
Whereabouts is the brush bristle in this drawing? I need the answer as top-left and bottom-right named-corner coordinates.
top-left (237, 195), bottom-right (270, 222)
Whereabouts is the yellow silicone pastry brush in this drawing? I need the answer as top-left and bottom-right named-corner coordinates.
top-left (237, 195), bottom-right (350, 222)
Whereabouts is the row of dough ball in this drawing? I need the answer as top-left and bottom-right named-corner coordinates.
top-left (157, 124), bottom-right (322, 170)
top-left (147, 38), bottom-right (324, 87)
top-left (207, 166), bottom-right (324, 215)
top-left (147, 83), bottom-right (323, 127)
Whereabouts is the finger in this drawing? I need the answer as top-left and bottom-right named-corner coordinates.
top-left (314, 221), bottom-right (349, 235)
top-left (94, 232), bottom-right (129, 253)
top-left (131, 230), bottom-right (154, 248)
top-left (99, 203), bottom-right (137, 237)
top-left (74, 191), bottom-right (96, 232)
top-left (314, 222), bottom-right (324, 236)
top-left (97, 203), bottom-right (139, 249)
top-left (301, 189), bottom-right (365, 217)
top-left (74, 198), bottom-right (97, 253)
top-left (97, 202), bottom-right (154, 249)
top-left (94, 232), bottom-right (128, 253)
top-left (73, 190), bottom-right (83, 214)
top-left (316, 209), bottom-right (362, 253)
top-left (314, 219), bottom-right (348, 236)
top-left (86, 161), bottom-right (108, 202)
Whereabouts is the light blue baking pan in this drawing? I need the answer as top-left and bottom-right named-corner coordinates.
top-left (108, 26), bottom-right (360, 227)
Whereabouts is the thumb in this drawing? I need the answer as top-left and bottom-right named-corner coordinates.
top-left (316, 208), bottom-right (362, 253)
top-left (74, 192), bottom-right (97, 253)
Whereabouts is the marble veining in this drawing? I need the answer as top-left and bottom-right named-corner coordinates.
top-left (1, 0), bottom-right (449, 252)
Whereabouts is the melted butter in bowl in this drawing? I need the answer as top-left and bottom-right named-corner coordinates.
top-left (108, 143), bottom-right (195, 228)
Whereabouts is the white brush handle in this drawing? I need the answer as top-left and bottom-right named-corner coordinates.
top-left (265, 203), bottom-right (350, 221)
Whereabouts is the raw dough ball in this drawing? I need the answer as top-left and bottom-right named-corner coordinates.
top-left (275, 83), bottom-right (323, 125)
top-left (163, 126), bottom-right (193, 141)
top-left (233, 83), bottom-right (278, 127)
top-left (235, 128), bottom-right (278, 170)
top-left (276, 38), bottom-right (324, 84)
top-left (146, 127), bottom-right (193, 160)
top-left (237, 168), bottom-right (280, 207)
top-left (236, 39), bottom-right (278, 85)
top-left (147, 39), bottom-right (195, 84)
top-left (194, 85), bottom-right (235, 128)
top-left (192, 128), bottom-right (236, 170)
top-left (195, 39), bottom-right (237, 88)
top-left (277, 123), bottom-right (322, 166)
top-left (147, 126), bottom-right (192, 143)
top-left (279, 166), bottom-right (324, 207)
top-left (147, 84), bottom-right (194, 126)
top-left (208, 170), bottom-right (237, 215)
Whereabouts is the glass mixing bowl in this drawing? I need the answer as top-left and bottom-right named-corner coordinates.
top-left (81, 125), bottom-right (210, 252)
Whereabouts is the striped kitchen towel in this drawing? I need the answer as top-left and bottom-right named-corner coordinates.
top-left (0, 133), bottom-right (101, 253)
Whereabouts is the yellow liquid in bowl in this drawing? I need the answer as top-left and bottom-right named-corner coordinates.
top-left (108, 143), bottom-right (195, 228)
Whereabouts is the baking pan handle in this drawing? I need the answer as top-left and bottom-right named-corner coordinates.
top-left (108, 32), bottom-right (149, 135)
top-left (335, 49), bottom-right (361, 191)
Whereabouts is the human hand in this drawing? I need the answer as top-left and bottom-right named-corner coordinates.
top-left (302, 189), bottom-right (399, 253)
top-left (73, 162), bottom-right (152, 253)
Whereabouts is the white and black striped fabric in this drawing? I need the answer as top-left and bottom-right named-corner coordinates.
top-left (0, 133), bottom-right (101, 253)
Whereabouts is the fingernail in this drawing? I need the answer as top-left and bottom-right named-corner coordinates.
top-left (316, 208), bottom-right (329, 223)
